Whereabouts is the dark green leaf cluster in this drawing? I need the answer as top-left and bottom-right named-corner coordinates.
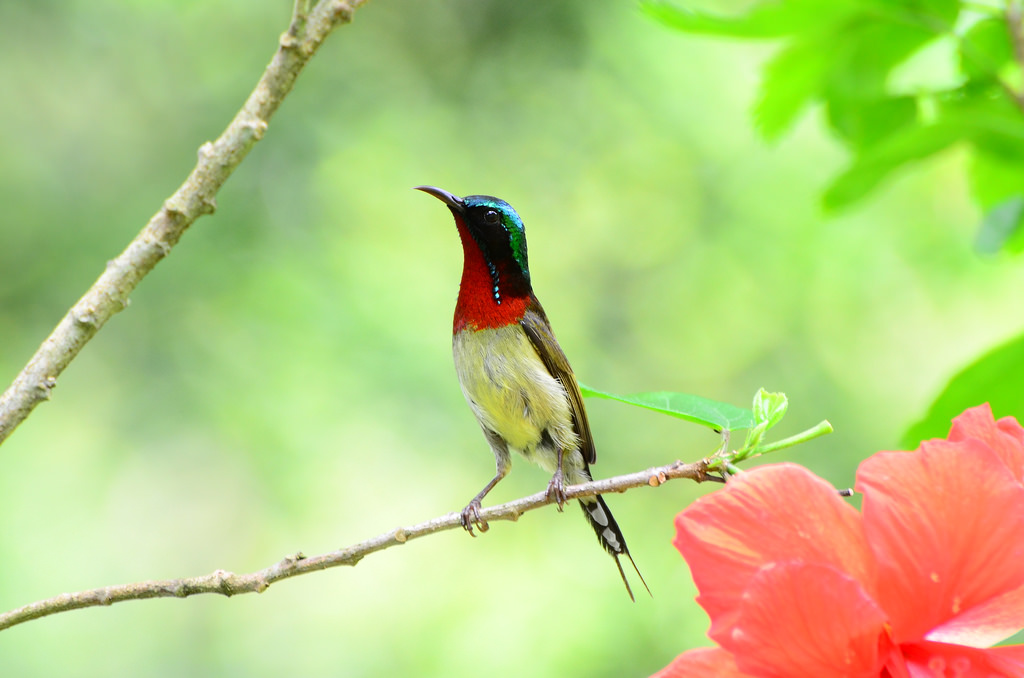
top-left (646, 0), bottom-right (1024, 251)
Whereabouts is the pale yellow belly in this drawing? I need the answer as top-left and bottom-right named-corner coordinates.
top-left (453, 325), bottom-right (580, 472)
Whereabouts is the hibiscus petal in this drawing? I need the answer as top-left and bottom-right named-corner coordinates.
top-left (986, 644), bottom-right (1024, 670)
top-left (948, 404), bottom-right (1024, 484)
top-left (901, 640), bottom-right (1024, 677)
top-left (724, 562), bottom-right (887, 678)
top-left (858, 440), bottom-right (1024, 644)
top-left (650, 647), bottom-right (748, 678)
top-left (674, 463), bottom-right (875, 642)
top-left (927, 582), bottom-right (1024, 648)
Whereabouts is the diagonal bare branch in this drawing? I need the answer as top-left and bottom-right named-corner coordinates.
top-left (0, 458), bottom-right (712, 632)
top-left (0, 0), bottom-right (373, 446)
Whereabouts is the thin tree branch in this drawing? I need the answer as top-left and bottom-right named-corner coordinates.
top-left (0, 458), bottom-right (712, 632)
top-left (0, 0), bottom-right (372, 447)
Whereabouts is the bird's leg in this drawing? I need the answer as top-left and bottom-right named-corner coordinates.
top-left (461, 473), bottom-right (504, 536)
top-left (545, 447), bottom-right (567, 511)
top-left (462, 436), bottom-right (510, 536)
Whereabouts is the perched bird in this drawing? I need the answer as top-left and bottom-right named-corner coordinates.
top-left (415, 185), bottom-right (648, 600)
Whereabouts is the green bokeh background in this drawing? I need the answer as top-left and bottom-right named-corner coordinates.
top-left (2, 1), bottom-right (1023, 675)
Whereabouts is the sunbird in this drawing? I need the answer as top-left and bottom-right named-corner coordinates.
top-left (415, 186), bottom-right (647, 600)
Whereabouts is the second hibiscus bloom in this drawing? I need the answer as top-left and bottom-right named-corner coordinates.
top-left (655, 404), bottom-right (1024, 677)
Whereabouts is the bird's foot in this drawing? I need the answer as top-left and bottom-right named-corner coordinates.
top-left (546, 470), bottom-right (567, 512)
top-left (460, 500), bottom-right (488, 536)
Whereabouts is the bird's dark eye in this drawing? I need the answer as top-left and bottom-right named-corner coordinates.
top-left (483, 209), bottom-right (501, 226)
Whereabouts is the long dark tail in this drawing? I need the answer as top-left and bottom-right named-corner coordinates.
top-left (578, 494), bottom-right (651, 602)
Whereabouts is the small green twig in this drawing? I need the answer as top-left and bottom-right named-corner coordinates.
top-left (289, 0), bottom-right (312, 40)
top-left (741, 419), bottom-right (834, 459)
top-left (708, 419), bottom-right (834, 474)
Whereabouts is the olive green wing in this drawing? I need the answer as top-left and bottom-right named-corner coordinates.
top-left (520, 297), bottom-right (597, 465)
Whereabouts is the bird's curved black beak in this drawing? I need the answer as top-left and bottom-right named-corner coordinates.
top-left (414, 185), bottom-right (465, 213)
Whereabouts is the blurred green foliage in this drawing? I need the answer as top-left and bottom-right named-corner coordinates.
top-left (2, 0), bottom-right (1024, 676)
top-left (647, 0), bottom-right (1024, 233)
top-left (650, 0), bottom-right (1024, 477)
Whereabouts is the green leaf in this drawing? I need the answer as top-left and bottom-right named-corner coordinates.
top-left (826, 21), bottom-right (936, 100)
top-left (824, 118), bottom-right (965, 209)
top-left (901, 331), bottom-right (1024, 449)
top-left (757, 18), bottom-right (933, 142)
top-left (883, 0), bottom-right (960, 24)
top-left (752, 389), bottom-right (788, 430)
top-left (949, 92), bottom-right (1024, 223)
top-left (969, 145), bottom-right (1024, 210)
top-left (826, 89), bottom-right (1024, 210)
top-left (964, 107), bottom-right (1024, 161)
top-left (827, 95), bottom-right (919, 149)
top-left (816, 22), bottom-right (934, 149)
top-left (959, 17), bottom-right (1014, 81)
top-left (975, 196), bottom-right (1024, 254)
top-left (922, 0), bottom-right (961, 24)
top-left (755, 33), bottom-right (836, 139)
top-left (580, 384), bottom-right (754, 431)
top-left (642, 0), bottom-right (859, 39)
top-left (743, 389), bottom-right (788, 449)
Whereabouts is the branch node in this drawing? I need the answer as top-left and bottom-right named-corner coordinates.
top-left (197, 141), bottom-right (216, 161)
top-left (162, 200), bottom-right (188, 222)
top-left (166, 581), bottom-right (188, 598)
top-left (394, 528), bottom-right (408, 543)
top-left (72, 306), bottom-right (100, 328)
top-left (271, 552), bottom-right (306, 576)
top-left (336, 7), bottom-right (355, 23)
top-left (140, 231), bottom-right (174, 260)
top-left (242, 118), bottom-right (269, 141)
top-left (211, 569), bottom-right (240, 596)
top-left (37, 376), bottom-right (57, 401)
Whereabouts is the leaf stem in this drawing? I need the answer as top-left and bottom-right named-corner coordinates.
top-left (749, 419), bottom-right (833, 457)
top-left (717, 419), bottom-right (833, 469)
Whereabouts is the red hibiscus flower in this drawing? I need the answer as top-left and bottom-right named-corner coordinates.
top-left (654, 404), bottom-right (1024, 678)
